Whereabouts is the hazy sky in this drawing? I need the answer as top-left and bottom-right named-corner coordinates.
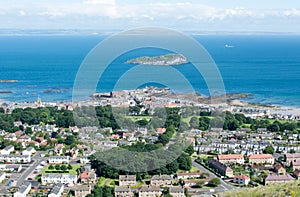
top-left (1, 0), bottom-right (300, 32)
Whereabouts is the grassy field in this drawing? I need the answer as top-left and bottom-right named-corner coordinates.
top-left (177, 166), bottom-right (200, 173)
top-left (222, 182), bottom-right (300, 197)
top-left (98, 177), bottom-right (116, 187)
top-left (41, 164), bottom-right (82, 175)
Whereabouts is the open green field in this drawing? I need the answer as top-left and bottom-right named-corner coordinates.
top-left (41, 164), bottom-right (82, 175)
top-left (223, 182), bottom-right (300, 197)
top-left (98, 177), bottom-right (116, 187)
top-left (177, 166), bottom-right (200, 173)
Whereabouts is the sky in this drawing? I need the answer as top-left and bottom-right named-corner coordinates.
top-left (1, 0), bottom-right (300, 33)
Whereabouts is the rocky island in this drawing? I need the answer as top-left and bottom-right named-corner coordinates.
top-left (125, 54), bottom-right (188, 66)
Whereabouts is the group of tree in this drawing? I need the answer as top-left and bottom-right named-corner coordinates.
top-left (48, 164), bottom-right (72, 172)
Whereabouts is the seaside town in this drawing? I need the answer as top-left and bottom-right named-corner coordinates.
top-left (0, 87), bottom-right (300, 197)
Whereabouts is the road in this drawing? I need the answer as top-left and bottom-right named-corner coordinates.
top-left (192, 159), bottom-right (236, 191)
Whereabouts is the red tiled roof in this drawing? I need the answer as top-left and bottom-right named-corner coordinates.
top-left (248, 154), bottom-right (273, 159)
top-left (218, 154), bottom-right (243, 160)
top-left (234, 174), bottom-right (250, 180)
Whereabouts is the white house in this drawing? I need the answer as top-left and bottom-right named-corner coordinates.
top-left (42, 174), bottom-right (77, 185)
top-left (80, 156), bottom-right (90, 164)
top-left (48, 156), bottom-right (69, 164)
top-left (0, 155), bottom-right (31, 164)
top-left (0, 145), bottom-right (14, 155)
top-left (14, 182), bottom-right (31, 197)
top-left (233, 174), bottom-right (250, 185)
top-left (22, 147), bottom-right (36, 156)
top-left (4, 164), bottom-right (22, 172)
top-left (49, 183), bottom-right (64, 197)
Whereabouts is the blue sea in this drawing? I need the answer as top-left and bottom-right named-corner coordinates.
top-left (0, 34), bottom-right (300, 107)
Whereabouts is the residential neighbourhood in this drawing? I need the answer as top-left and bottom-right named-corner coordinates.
top-left (1, 87), bottom-right (300, 196)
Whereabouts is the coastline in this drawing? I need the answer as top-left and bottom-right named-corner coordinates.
top-left (1, 89), bottom-right (299, 117)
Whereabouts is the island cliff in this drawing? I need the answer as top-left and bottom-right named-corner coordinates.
top-left (125, 54), bottom-right (188, 66)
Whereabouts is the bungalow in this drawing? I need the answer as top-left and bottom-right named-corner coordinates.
top-left (22, 147), bottom-right (36, 156)
top-left (41, 174), bottom-right (77, 185)
top-left (0, 172), bottom-right (6, 183)
top-left (0, 145), bottom-right (14, 155)
top-left (80, 171), bottom-right (97, 184)
top-left (150, 175), bottom-right (173, 186)
top-left (19, 135), bottom-right (31, 143)
top-left (248, 154), bottom-right (274, 165)
top-left (14, 182), bottom-right (31, 197)
top-left (183, 179), bottom-right (210, 187)
top-left (169, 186), bottom-right (185, 197)
top-left (217, 154), bottom-right (244, 164)
top-left (71, 185), bottom-right (91, 197)
top-left (49, 183), bottom-right (64, 197)
top-left (176, 172), bottom-right (202, 180)
top-left (139, 185), bottom-right (162, 197)
top-left (208, 159), bottom-right (234, 178)
top-left (69, 126), bottom-right (79, 133)
top-left (114, 186), bottom-right (133, 197)
top-left (119, 175), bottom-right (136, 186)
top-left (233, 174), bottom-right (250, 186)
top-left (48, 156), bottom-right (69, 164)
top-left (264, 174), bottom-right (295, 185)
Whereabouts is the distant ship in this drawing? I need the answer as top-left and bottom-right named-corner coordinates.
top-left (225, 44), bottom-right (235, 48)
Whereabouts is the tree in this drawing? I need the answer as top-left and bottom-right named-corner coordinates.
top-left (25, 127), bottom-right (33, 135)
top-left (208, 178), bottom-right (221, 187)
top-left (67, 164), bottom-right (73, 170)
top-left (290, 149), bottom-right (296, 154)
top-left (61, 164), bottom-right (67, 171)
top-left (184, 145), bottom-right (195, 156)
top-left (158, 134), bottom-right (170, 146)
top-left (263, 145), bottom-right (274, 155)
top-left (189, 117), bottom-right (199, 129)
top-left (55, 165), bottom-right (61, 171)
top-left (194, 180), bottom-right (206, 188)
top-left (65, 135), bottom-right (75, 145)
top-left (49, 165), bottom-right (54, 170)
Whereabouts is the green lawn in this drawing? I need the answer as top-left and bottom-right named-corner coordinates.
top-left (41, 164), bottom-right (82, 175)
top-left (97, 177), bottom-right (116, 187)
top-left (177, 166), bottom-right (200, 173)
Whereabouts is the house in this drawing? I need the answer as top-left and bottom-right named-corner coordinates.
top-left (48, 156), bottom-right (69, 164)
top-left (291, 160), bottom-right (300, 171)
top-left (49, 183), bottom-right (64, 197)
top-left (80, 156), bottom-right (90, 164)
top-left (285, 153), bottom-right (300, 166)
top-left (248, 154), bottom-right (274, 165)
top-left (0, 172), bottom-right (6, 183)
top-left (119, 175), bottom-right (136, 186)
top-left (208, 159), bottom-right (234, 178)
top-left (80, 171), bottom-right (97, 184)
top-left (169, 186), bottom-right (185, 197)
top-left (0, 155), bottom-right (31, 164)
top-left (139, 185), bottom-right (162, 197)
top-left (176, 172), bottom-right (202, 180)
top-left (150, 175), bottom-right (173, 186)
top-left (69, 126), bottom-right (79, 133)
top-left (233, 174), bottom-right (250, 186)
top-left (0, 130), bottom-right (7, 135)
top-left (264, 174), bottom-right (294, 185)
top-left (19, 135), bottom-right (31, 143)
top-left (41, 174), bottom-right (77, 185)
top-left (217, 154), bottom-right (244, 164)
top-left (54, 144), bottom-right (64, 155)
top-left (71, 185), bottom-right (91, 197)
top-left (22, 147), bottom-right (36, 156)
top-left (293, 169), bottom-right (300, 179)
top-left (14, 182), bottom-right (31, 197)
top-left (273, 163), bottom-right (286, 174)
top-left (4, 164), bottom-right (22, 172)
top-left (4, 133), bottom-right (17, 141)
top-left (0, 145), bottom-right (14, 155)
top-left (114, 186), bottom-right (134, 197)
top-left (156, 128), bottom-right (166, 135)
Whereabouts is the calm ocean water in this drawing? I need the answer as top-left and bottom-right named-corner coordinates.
top-left (0, 35), bottom-right (300, 106)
